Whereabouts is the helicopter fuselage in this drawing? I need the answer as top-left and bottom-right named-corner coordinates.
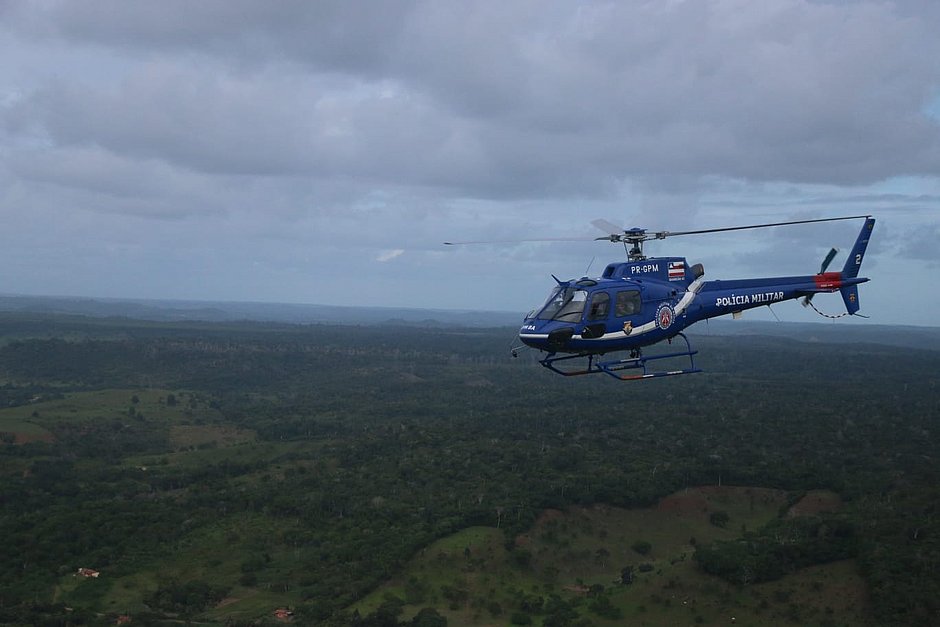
top-left (518, 216), bottom-right (874, 360)
top-left (518, 264), bottom-right (867, 355)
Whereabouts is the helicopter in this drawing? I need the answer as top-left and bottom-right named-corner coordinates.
top-left (447, 215), bottom-right (875, 380)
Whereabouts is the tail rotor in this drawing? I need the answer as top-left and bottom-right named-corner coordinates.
top-left (801, 247), bottom-right (838, 307)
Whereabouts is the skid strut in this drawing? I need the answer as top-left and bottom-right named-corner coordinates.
top-left (539, 333), bottom-right (702, 380)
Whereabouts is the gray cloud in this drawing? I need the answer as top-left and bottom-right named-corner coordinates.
top-left (900, 223), bottom-right (940, 263)
top-left (0, 1), bottom-right (939, 322)
top-left (4, 0), bottom-right (938, 198)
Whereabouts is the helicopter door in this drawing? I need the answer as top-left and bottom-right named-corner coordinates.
top-left (613, 289), bottom-right (642, 336)
top-left (582, 291), bottom-right (610, 338)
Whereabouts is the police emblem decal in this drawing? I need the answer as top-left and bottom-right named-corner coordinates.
top-left (656, 304), bottom-right (674, 330)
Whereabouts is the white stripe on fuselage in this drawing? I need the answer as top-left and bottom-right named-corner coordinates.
top-left (520, 277), bottom-right (705, 343)
top-left (577, 276), bottom-right (704, 340)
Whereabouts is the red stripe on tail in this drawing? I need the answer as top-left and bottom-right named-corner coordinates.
top-left (814, 271), bottom-right (843, 290)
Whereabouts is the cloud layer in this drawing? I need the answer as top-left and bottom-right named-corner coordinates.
top-left (1, 1), bottom-right (938, 323)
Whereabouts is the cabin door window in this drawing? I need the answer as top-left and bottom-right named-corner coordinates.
top-left (587, 292), bottom-right (610, 321)
top-left (615, 290), bottom-right (641, 317)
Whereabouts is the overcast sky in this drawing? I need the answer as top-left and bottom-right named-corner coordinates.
top-left (1, 0), bottom-right (939, 326)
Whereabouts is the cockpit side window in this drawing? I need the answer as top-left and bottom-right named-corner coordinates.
top-left (537, 287), bottom-right (588, 321)
top-left (615, 290), bottom-right (641, 317)
top-left (587, 292), bottom-right (610, 321)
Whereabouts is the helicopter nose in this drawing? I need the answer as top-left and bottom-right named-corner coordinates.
top-left (547, 327), bottom-right (574, 349)
top-left (519, 322), bottom-right (575, 352)
top-left (518, 322), bottom-right (544, 349)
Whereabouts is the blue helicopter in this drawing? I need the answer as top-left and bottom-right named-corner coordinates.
top-left (450, 215), bottom-right (875, 380)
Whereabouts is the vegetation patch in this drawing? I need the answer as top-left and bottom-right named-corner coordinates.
top-left (352, 486), bottom-right (871, 626)
top-left (169, 424), bottom-right (256, 449)
top-left (695, 515), bottom-right (857, 585)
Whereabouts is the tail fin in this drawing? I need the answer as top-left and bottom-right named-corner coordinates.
top-left (842, 217), bottom-right (875, 278)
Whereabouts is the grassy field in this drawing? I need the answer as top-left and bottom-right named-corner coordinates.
top-left (91, 512), bottom-right (310, 620)
top-left (354, 486), bottom-right (870, 627)
top-left (0, 388), bottom-right (220, 430)
top-left (168, 423), bottom-right (255, 449)
top-left (0, 414), bottom-right (53, 443)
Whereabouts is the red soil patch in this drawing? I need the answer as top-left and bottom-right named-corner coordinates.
top-left (7, 431), bottom-right (54, 444)
top-left (656, 486), bottom-right (786, 517)
top-left (788, 490), bottom-right (843, 517)
top-left (515, 509), bottom-right (564, 547)
top-left (657, 490), bottom-right (711, 516)
top-left (535, 509), bottom-right (565, 524)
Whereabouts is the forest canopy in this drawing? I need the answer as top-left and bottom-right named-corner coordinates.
top-left (0, 312), bottom-right (937, 626)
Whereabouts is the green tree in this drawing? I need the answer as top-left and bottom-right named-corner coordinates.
top-left (709, 511), bottom-right (730, 528)
top-left (411, 607), bottom-right (447, 627)
top-left (620, 566), bottom-right (634, 585)
top-left (631, 540), bottom-right (652, 555)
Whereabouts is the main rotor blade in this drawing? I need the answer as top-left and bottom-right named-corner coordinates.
top-left (447, 215), bottom-right (870, 247)
top-left (654, 215), bottom-right (871, 240)
top-left (591, 218), bottom-right (625, 234)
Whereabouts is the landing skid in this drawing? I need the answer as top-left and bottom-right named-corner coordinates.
top-left (539, 333), bottom-right (701, 380)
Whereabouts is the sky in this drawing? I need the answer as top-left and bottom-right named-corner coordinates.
top-left (1, 0), bottom-right (939, 326)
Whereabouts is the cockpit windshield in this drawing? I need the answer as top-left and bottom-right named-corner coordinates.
top-left (535, 286), bottom-right (588, 321)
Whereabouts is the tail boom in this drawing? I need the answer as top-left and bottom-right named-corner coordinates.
top-left (698, 217), bottom-right (874, 319)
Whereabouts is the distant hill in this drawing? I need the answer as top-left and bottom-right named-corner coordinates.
top-left (0, 294), bottom-right (524, 328)
top-left (687, 318), bottom-right (940, 351)
top-left (1, 293), bottom-right (937, 351)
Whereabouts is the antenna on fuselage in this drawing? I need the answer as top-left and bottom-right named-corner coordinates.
top-left (583, 256), bottom-right (596, 276)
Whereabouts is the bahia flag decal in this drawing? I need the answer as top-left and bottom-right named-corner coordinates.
top-left (668, 261), bottom-right (685, 281)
